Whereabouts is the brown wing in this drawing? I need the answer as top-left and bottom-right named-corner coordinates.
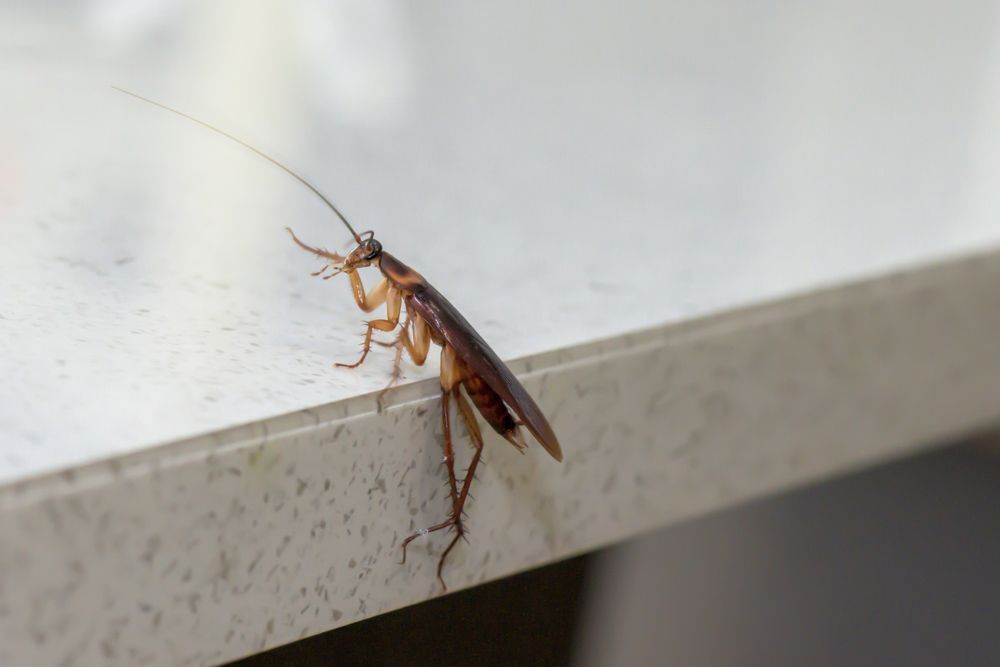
top-left (404, 282), bottom-right (563, 462)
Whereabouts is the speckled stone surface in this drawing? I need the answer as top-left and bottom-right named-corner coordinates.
top-left (4, 1), bottom-right (1000, 664)
top-left (5, 0), bottom-right (1000, 481)
top-left (4, 251), bottom-right (1000, 666)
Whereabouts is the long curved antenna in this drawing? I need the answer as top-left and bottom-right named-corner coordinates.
top-left (112, 86), bottom-right (362, 244)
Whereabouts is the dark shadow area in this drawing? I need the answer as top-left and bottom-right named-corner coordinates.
top-left (228, 552), bottom-right (591, 666)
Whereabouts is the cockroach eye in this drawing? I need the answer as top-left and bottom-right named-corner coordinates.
top-left (365, 240), bottom-right (382, 260)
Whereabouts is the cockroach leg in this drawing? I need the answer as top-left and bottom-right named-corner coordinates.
top-left (438, 347), bottom-right (464, 526)
top-left (387, 338), bottom-right (405, 386)
top-left (334, 318), bottom-right (397, 369)
top-left (406, 315), bottom-right (431, 366)
top-left (433, 386), bottom-right (486, 588)
top-left (399, 349), bottom-right (492, 590)
top-left (335, 285), bottom-right (400, 370)
top-left (385, 286), bottom-right (401, 321)
top-left (453, 386), bottom-right (484, 453)
top-left (400, 389), bottom-right (463, 577)
top-left (453, 388), bottom-right (485, 511)
top-left (348, 274), bottom-right (389, 313)
top-left (435, 531), bottom-right (463, 589)
top-left (375, 316), bottom-right (430, 360)
top-left (400, 347), bottom-right (475, 589)
top-left (375, 314), bottom-right (432, 411)
top-left (375, 316), bottom-right (411, 412)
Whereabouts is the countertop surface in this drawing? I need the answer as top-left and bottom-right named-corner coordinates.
top-left (4, 1), bottom-right (1000, 484)
top-left (5, 3), bottom-right (1000, 665)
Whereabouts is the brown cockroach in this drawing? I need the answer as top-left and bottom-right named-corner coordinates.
top-left (116, 88), bottom-right (563, 590)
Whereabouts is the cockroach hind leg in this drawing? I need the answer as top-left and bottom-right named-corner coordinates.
top-left (399, 516), bottom-right (458, 566)
top-left (436, 530), bottom-right (465, 592)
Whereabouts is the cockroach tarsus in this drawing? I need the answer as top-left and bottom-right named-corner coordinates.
top-left (115, 87), bottom-right (564, 591)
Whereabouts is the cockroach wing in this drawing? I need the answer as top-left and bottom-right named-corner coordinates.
top-left (403, 279), bottom-right (563, 462)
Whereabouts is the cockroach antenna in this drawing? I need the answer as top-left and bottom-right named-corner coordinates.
top-left (111, 86), bottom-right (363, 244)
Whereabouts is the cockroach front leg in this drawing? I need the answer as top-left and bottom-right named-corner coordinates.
top-left (348, 272), bottom-right (390, 313)
top-left (334, 318), bottom-right (396, 369)
top-left (334, 281), bottom-right (400, 369)
top-left (287, 227), bottom-right (398, 372)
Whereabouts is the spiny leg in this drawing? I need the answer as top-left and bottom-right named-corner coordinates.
top-left (400, 347), bottom-right (469, 589)
top-left (335, 317), bottom-right (397, 369)
top-left (438, 346), bottom-right (464, 525)
top-left (400, 389), bottom-right (462, 572)
top-left (287, 229), bottom-right (399, 370)
top-left (385, 338), bottom-right (405, 390)
top-left (376, 315), bottom-right (409, 412)
top-left (374, 315), bottom-right (430, 363)
top-left (374, 314), bottom-right (431, 408)
top-left (379, 338), bottom-right (405, 402)
top-left (434, 386), bottom-right (486, 587)
top-left (335, 284), bottom-right (401, 370)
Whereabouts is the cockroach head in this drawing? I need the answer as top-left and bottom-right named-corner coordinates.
top-left (342, 231), bottom-right (382, 271)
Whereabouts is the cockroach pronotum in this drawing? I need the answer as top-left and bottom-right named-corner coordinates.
top-left (115, 88), bottom-right (564, 590)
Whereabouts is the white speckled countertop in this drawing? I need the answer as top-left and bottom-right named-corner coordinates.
top-left (4, 1), bottom-right (1000, 665)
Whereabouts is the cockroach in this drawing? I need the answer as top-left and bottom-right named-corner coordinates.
top-left (115, 88), bottom-right (563, 590)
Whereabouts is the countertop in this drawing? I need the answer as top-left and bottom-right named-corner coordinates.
top-left (3, 2), bottom-right (1000, 665)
